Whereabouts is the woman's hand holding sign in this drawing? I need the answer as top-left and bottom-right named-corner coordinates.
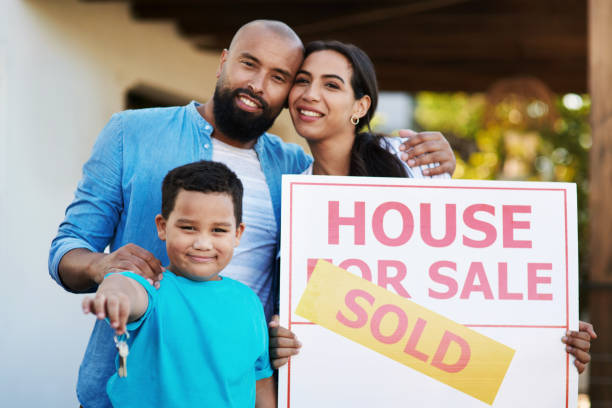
top-left (563, 321), bottom-right (597, 373)
top-left (268, 315), bottom-right (301, 369)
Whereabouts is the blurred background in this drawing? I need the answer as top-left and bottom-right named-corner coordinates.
top-left (1, 0), bottom-right (610, 406)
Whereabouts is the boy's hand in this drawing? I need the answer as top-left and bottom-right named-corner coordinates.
top-left (562, 320), bottom-right (597, 373)
top-left (82, 291), bottom-right (131, 336)
top-left (88, 243), bottom-right (164, 288)
top-left (398, 130), bottom-right (456, 176)
top-left (268, 315), bottom-right (301, 369)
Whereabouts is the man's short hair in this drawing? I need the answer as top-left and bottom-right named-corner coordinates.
top-left (229, 20), bottom-right (303, 52)
top-left (161, 161), bottom-right (243, 225)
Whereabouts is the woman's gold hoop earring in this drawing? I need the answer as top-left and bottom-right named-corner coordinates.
top-left (350, 115), bottom-right (360, 125)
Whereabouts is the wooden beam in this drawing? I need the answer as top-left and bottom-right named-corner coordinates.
top-left (588, 0), bottom-right (612, 404)
top-left (588, 3), bottom-right (612, 283)
top-left (371, 59), bottom-right (586, 93)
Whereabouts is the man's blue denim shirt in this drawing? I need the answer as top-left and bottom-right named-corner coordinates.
top-left (48, 101), bottom-right (311, 408)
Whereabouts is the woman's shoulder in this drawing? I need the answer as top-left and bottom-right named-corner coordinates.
top-left (377, 135), bottom-right (450, 179)
top-left (378, 135), bottom-right (404, 154)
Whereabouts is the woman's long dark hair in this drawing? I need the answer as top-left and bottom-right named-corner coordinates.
top-left (304, 41), bottom-right (408, 178)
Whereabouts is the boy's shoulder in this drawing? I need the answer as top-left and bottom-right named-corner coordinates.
top-left (219, 277), bottom-right (262, 303)
top-left (163, 273), bottom-right (259, 302)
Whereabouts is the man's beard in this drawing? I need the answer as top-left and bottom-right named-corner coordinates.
top-left (212, 84), bottom-right (279, 144)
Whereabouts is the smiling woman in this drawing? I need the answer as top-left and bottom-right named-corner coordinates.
top-left (288, 41), bottom-right (429, 178)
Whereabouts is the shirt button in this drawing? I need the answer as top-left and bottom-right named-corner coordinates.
top-left (204, 144), bottom-right (210, 149)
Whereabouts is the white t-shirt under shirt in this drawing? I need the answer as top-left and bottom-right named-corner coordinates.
top-left (212, 137), bottom-right (278, 319)
top-left (301, 136), bottom-right (451, 179)
top-left (212, 136), bottom-right (449, 318)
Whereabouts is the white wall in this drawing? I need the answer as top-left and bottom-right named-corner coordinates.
top-left (0, 0), bottom-right (301, 405)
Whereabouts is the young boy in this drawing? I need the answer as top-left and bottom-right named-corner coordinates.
top-left (82, 161), bottom-right (275, 407)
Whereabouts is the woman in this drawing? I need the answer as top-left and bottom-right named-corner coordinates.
top-left (270, 40), bottom-right (595, 372)
top-left (288, 40), bottom-right (448, 179)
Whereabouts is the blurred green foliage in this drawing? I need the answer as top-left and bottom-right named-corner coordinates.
top-left (412, 92), bottom-right (591, 308)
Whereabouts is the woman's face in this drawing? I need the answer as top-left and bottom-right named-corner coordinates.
top-left (288, 50), bottom-right (367, 143)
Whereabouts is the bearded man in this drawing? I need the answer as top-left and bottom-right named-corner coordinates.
top-left (50, 20), bottom-right (459, 408)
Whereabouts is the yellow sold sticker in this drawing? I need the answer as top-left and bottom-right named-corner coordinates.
top-left (296, 260), bottom-right (515, 405)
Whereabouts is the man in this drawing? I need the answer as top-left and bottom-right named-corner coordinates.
top-left (48, 20), bottom-right (492, 408)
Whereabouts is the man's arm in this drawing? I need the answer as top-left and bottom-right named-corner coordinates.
top-left (82, 273), bottom-right (149, 335)
top-left (398, 130), bottom-right (456, 177)
top-left (49, 114), bottom-right (163, 292)
top-left (255, 376), bottom-right (276, 408)
top-left (59, 245), bottom-right (163, 292)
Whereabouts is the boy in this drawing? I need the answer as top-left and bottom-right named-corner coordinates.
top-left (82, 161), bottom-right (275, 407)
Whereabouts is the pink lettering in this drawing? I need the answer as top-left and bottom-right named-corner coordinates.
top-left (502, 205), bottom-right (532, 248)
top-left (306, 258), bottom-right (333, 282)
top-left (498, 262), bottom-right (523, 300)
top-left (372, 202), bottom-right (414, 246)
top-left (463, 204), bottom-right (497, 248)
top-left (527, 263), bottom-right (553, 300)
top-left (403, 318), bottom-right (429, 362)
top-left (339, 259), bottom-right (373, 282)
top-left (428, 261), bottom-right (458, 299)
top-left (431, 331), bottom-right (471, 373)
top-left (460, 262), bottom-right (494, 299)
top-left (336, 289), bottom-right (374, 328)
top-left (378, 260), bottom-right (411, 298)
top-left (370, 304), bottom-right (407, 345)
top-left (328, 201), bottom-right (365, 245)
top-left (420, 203), bottom-right (456, 247)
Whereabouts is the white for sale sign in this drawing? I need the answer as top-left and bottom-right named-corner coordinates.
top-left (278, 175), bottom-right (578, 408)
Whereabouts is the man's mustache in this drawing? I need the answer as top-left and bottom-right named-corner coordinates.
top-left (233, 88), bottom-right (269, 112)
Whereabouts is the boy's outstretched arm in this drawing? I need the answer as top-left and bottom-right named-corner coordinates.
top-left (255, 376), bottom-right (276, 408)
top-left (82, 273), bottom-right (149, 335)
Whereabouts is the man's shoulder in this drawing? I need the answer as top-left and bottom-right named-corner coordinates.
top-left (258, 132), bottom-right (313, 172)
top-left (113, 104), bottom-right (189, 123)
top-left (259, 132), bottom-right (297, 149)
top-left (102, 103), bottom-right (199, 147)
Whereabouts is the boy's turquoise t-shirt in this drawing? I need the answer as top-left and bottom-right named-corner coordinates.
top-left (106, 271), bottom-right (273, 408)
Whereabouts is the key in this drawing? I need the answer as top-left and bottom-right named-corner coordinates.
top-left (118, 341), bottom-right (129, 377)
top-left (114, 334), bottom-right (130, 378)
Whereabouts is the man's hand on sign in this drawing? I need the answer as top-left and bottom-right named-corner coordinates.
top-left (563, 320), bottom-right (597, 373)
top-left (268, 315), bottom-right (302, 369)
top-left (397, 130), bottom-right (456, 177)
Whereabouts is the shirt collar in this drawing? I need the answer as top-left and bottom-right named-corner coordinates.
top-left (187, 100), bottom-right (269, 151)
top-left (187, 100), bottom-right (213, 139)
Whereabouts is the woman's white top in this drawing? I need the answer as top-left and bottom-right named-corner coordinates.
top-left (301, 136), bottom-right (451, 179)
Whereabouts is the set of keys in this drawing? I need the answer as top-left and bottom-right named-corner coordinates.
top-left (114, 334), bottom-right (130, 378)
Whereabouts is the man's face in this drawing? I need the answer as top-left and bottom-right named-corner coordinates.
top-left (213, 28), bottom-right (303, 144)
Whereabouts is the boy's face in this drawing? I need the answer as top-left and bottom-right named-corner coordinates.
top-left (155, 189), bottom-right (244, 281)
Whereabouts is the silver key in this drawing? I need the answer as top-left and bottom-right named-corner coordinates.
top-left (118, 341), bottom-right (129, 377)
top-left (114, 334), bottom-right (130, 378)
